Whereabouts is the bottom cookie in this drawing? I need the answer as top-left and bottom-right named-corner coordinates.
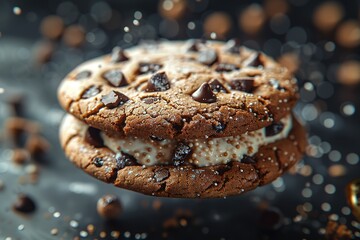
top-left (60, 114), bottom-right (307, 198)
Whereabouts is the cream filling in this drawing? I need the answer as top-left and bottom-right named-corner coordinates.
top-left (101, 115), bottom-right (292, 167)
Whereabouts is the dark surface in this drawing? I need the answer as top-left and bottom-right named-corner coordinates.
top-left (0, 0), bottom-right (360, 239)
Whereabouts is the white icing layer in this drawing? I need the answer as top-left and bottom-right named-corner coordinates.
top-left (101, 115), bottom-right (293, 167)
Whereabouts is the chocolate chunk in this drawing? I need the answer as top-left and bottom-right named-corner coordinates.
top-left (197, 49), bottom-right (218, 66)
top-left (145, 72), bottom-right (170, 92)
top-left (142, 97), bottom-right (160, 104)
top-left (12, 149), bottom-right (30, 165)
top-left (111, 46), bottom-right (129, 63)
top-left (172, 142), bottom-right (192, 166)
top-left (75, 70), bottom-right (91, 80)
top-left (258, 207), bottom-right (284, 232)
top-left (154, 168), bottom-right (170, 182)
top-left (215, 63), bottom-right (239, 72)
top-left (93, 157), bottom-right (104, 167)
top-left (186, 39), bottom-right (204, 52)
top-left (85, 127), bottom-right (104, 148)
top-left (25, 135), bottom-right (49, 157)
top-left (192, 83), bottom-right (217, 103)
top-left (244, 52), bottom-right (263, 67)
top-left (208, 79), bottom-right (229, 93)
top-left (150, 135), bottom-right (164, 141)
top-left (269, 78), bottom-right (285, 91)
top-left (81, 86), bottom-right (100, 99)
top-left (241, 155), bottom-right (256, 164)
top-left (115, 151), bottom-right (138, 169)
top-left (103, 70), bottom-right (128, 87)
top-left (265, 122), bottom-right (284, 137)
top-left (139, 62), bottom-right (162, 74)
top-left (225, 38), bottom-right (241, 53)
top-left (101, 90), bottom-right (129, 109)
top-left (213, 122), bottom-right (226, 133)
top-left (230, 78), bottom-right (254, 92)
top-left (13, 194), bottom-right (36, 213)
top-left (97, 195), bottom-right (122, 220)
top-left (215, 164), bottom-right (232, 175)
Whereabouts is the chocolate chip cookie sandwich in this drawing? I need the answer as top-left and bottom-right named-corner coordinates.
top-left (58, 40), bottom-right (307, 198)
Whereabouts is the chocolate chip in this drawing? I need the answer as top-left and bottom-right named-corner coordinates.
top-left (154, 168), bottom-right (170, 182)
top-left (115, 151), bottom-right (138, 169)
top-left (208, 79), bottom-right (229, 93)
top-left (75, 70), bottom-right (91, 80)
top-left (215, 163), bottom-right (232, 175)
top-left (265, 122), bottom-right (284, 137)
top-left (101, 90), bottom-right (129, 109)
top-left (192, 83), bottom-right (217, 103)
top-left (197, 49), bottom-right (218, 66)
top-left (97, 195), bottom-right (122, 220)
top-left (258, 207), bottom-right (284, 232)
top-left (269, 78), bottom-right (285, 91)
top-left (13, 194), bottom-right (36, 213)
top-left (213, 122), bottom-right (226, 133)
top-left (241, 155), bottom-right (256, 164)
top-left (93, 157), bottom-right (104, 167)
top-left (230, 78), bottom-right (254, 92)
top-left (81, 86), bottom-right (100, 99)
top-left (244, 52), bottom-right (263, 67)
top-left (215, 63), bottom-right (239, 72)
top-left (103, 70), bottom-right (128, 87)
top-left (85, 127), bottom-right (104, 148)
top-left (142, 97), bottom-right (160, 104)
top-left (145, 72), bottom-right (170, 92)
top-left (139, 62), bottom-right (162, 75)
top-left (111, 46), bottom-right (129, 63)
top-left (150, 135), bottom-right (164, 141)
top-left (172, 142), bottom-right (192, 167)
top-left (225, 38), bottom-right (241, 53)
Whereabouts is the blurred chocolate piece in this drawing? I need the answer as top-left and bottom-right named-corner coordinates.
top-left (239, 4), bottom-right (266, 35)
top-left (336, 20), bottom-right (360, 48)
top-left (85, 127), bottom-right (104, 148)
top-left (5, 117), bottom-right (40, 145)
top-left (0, 179), bottom-right (4, 191)
top-left (215, 63), bottom-right (239, 72)
top-left (25, 135), bottom-right (49, 157)
top-left (197, 49), bottom-right (218, 66)
top-left (34, 41), bottom-right (55, 64)
top-left (328, 164), bottom-right (346, 177)
top-left (6, 94), bottom-right (24, 117)
top-left (13, 194), bottom-right (37, 214)
top-left (139, 62), bottom-right (162, 75)
top-left (40, 15), bottom-right (64, 40)
top-left (63, 25), bottom-right (85, 48)
top-left (97, 195), bottom-right (122, 220)
top-left (278, 52), bottom-right (300, 74)
top-left (110, 47), bottom-right (129, 63)
top-left (243, 53), bottom-right (263, 67)
top-left (204, 12), bottom-right (232, 38)
top-left (325, 220), bottom-right (354, 240)
top-left (12, 148), bottom-right (30, 165)
top-left (103, 69), bottom-right (128, 87)
top-left (313, 2), bottom-right (343, 32)
top-left (225, 38), bottom-right (241, 54)
top-left (81, 86), bottom-right (100, 99)
top-left (208, 79), bottom-right (229, 93)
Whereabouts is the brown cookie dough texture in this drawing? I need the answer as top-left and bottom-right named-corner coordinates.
top-left (58, 40), bottom-right (299, 140)
top-left (60, 114), bottom-right (307, 198)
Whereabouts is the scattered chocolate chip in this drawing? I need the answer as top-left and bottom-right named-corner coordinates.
top-left (244, 52), bottom-right (263, 67)
top-left (150, 135), bottom-right (164, 141)
top-left (97, 195), bottom-right (122, 220)
top-left (213, 122), bottom-right (226, 133)
top-left (103, 70), bottom-right (128, 87)
top-left (215, 163), bottom-right (232, 175)
top-left (192, 83), bottom-right (217, 103)
top-left (215, 63), bottom-right (239, 72)
top-left (0, 179), bottom-right (4, 191)
top-left (225, 38), bottom-right (242, 54)
top-left (25, 135), bottom-right (49, 157)
top-left (142, 97), bottom-right (160, 104)
top-left (12, 148), bottom-right (30, 165)
top-left (197, 49), bottom-right (218, 66)
top-left (93, 157), bottom-right (104, 167)
top-left (139, 62), bottom-right (162, 74)
top-left (145, 72), bottom-right (170, 92)
top-left (75, 70), bottom-right (91, 80)
top-left (6, 95), bottom-right (24, 117)
top-left (81, 86), bottom-right (100, 99)
top-left (13, 194), bottom-right (36, 214)
top-left (230, 78), bottom-right (254, 92)
top-left (269, 78), bottom-right (285, 91)
top-left (101, 90), bottom-right (129, 109)
top-left (110, 46), bottom-right (129, 63)
top-left (154, 168), bottom-right (170, 182)
top-left (85, 127), bottom-right (104, 148)
top-left (208, 79), bottom-right (229, 93)
top-left (265, 122), bottom-right (284, 137)
top-left (115, 152), bottom-right (138, 169)
top-left (172, 142), bottom-right (192, 167)
top-left (241, 155), bottom-right (256, 164)
top-left (258, 207), bottom-right (284, 232)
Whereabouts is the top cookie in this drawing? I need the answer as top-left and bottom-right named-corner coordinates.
top-left (58, 40), bottom-right (298, 140)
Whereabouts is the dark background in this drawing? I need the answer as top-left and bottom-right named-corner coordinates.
top-left (0, 0), bottom-right (359, 239)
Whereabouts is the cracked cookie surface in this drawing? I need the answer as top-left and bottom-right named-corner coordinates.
top-left (58, 40), bottom-right (298, 140)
